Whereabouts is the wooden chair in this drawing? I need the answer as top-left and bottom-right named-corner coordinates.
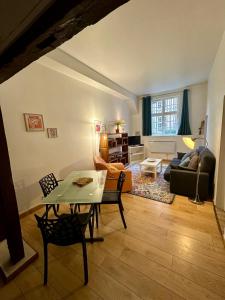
top-left (35, 209), bottom-right (93, 285)
top-left (95, 171), bottom-right (127, 229)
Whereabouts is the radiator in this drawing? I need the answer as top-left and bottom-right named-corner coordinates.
top-left (148, 141), bottom-right (176, 154)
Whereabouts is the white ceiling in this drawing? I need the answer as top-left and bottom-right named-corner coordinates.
top-left (60, 0), bottom-right (225, 95)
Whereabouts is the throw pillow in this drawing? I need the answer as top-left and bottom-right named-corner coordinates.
top-left (188, 154), bottom-right (199, 170)
top-left (179, 156), bottom-right (191, 167)
top-left (177, 152), bottom-right (186, 160)
top-left (181, 150), bottom-right (197, 162)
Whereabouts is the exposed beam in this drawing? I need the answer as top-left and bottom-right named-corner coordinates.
top-left (0, 0), bottom-right (129, 84)
top-left (38, 48), bottom-right (137, 111)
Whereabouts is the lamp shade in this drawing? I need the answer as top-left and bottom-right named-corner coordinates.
top-left (182, 137), bottom-right (195, 150)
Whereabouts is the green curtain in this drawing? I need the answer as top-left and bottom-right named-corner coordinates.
top-left (142, 96), bottom-right (152, 136)
top-left (178, 89), bottom-right (192, 135)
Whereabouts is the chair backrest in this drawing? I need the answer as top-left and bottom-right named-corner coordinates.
top-left (93, 156), bottom-right (107, 171)
top-left (39, 173), bottom-right (58, 197)
top-left (35, 214), bottom-right (84, 246)
top-left (117, 171), bottom-right (126, 194)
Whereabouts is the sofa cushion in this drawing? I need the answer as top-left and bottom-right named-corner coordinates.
top-left (177, 152), bottom-right (186, 160)
top-left (181, 150), bottom-right (197, 162)
top-left (188, 154), bottom-right (199, 170)
top-left (171, 164), bottom-right (196, 172)
top-left (179, 156), bottom-right (191, 167)
top-left (171, 158), bottom-right (181, 165)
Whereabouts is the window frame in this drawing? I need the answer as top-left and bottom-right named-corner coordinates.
top-left (151, 93), bottom-right (181, 136)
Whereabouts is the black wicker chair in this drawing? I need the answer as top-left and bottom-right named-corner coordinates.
top-left (95, 171), bottom-right (127, 229)
top-left (39, 173), bottom-right (78, 215)
top-left (35, 210), bottom-right (93, 285)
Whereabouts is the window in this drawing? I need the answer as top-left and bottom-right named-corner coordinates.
top-left (151, 96), bottom-right (179, 136)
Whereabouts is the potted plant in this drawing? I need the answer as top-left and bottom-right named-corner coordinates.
top-left (115, 120), bottom-right (125, 133)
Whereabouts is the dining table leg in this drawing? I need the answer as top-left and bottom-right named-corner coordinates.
top-left (85, 204), bottom-right (104, 243)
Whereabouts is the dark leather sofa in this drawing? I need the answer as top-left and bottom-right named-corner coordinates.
top-left (164, 147), bottom-right (215, 200)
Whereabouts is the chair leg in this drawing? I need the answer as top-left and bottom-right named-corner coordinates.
top-left (57, 204), bottom-right (60, 212)
top-left (45, 205), bottom-right (49, 218)
top-left (95, 204), bottom-right (99, 228)
top-left (88, 219), bottom-right (93, 241)
top-left (118, 203), bottom-right (127, 229)
top-left (53, 205), bottom-right (58, 216)
top-left (78, 204), bottom-right (81, 212)
top-left (43, 243), bottom-right (48, 285)
top-left (70, 204), bottom-right (74, 213)
top-left (98, 204), bottom-right (101, 213)
top-left (73, 204), bottom-right (79, 213)
top-left (81, 241), bottom-right (88, 285)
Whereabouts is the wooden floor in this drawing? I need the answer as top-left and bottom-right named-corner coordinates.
top-left (1, 194), bottom-right (225, 300)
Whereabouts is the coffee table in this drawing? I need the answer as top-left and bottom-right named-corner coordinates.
top-left (139, 158), bottom-right (162, 178)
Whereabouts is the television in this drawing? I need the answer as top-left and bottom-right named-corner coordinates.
top-left (128, 135), bottom-right (141, 146)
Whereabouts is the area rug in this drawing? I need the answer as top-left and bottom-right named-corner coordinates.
top-left (128, 163), bottom-right (175, 204)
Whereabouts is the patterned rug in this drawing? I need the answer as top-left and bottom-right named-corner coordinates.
top-left (128, 163), bottom-right (175, 204)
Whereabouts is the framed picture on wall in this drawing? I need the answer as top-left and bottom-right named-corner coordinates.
top-left (94, 120), bottom-right (102, 133)
top-left (47, 128), bottom-right (58, 138)
top-left (24, 113), bottom-right (44, 131)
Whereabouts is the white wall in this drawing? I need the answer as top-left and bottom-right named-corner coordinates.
top-left (206, 30), bottom-right (225, 209)
top-left (0, 62), bottom-right (132, 213)
top-left (132, 82), bottom-right (207, 159)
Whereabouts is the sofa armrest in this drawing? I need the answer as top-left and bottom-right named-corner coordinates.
top-left (110, 163), bottom-right (125, 170)
top-left (170, 169), bottom-right (209, 200)
top-left (107, 169), bottom-right (131, 179)
top-left (105, 169), bottom-right (132, 192)
top-left (107, 170), bottom-right (120, 179)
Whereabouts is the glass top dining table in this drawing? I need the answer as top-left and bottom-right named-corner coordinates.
top-left (42, 170), bottom-right (107, 205)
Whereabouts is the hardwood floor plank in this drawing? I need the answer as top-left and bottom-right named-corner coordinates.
top-left (120, 247), bottom-right (223, 300)
top-left (14, 265), bottom-right (43, 294)
top-left (36, 258), bottom-right (84, 298)
top-left (172, 256), bottom-right (225, 298)
top-left (100, 254), bottom-right (184, 300)
top-left (64, 286), bottom-right (102, 300)
top-left (58, 251), bottom-right (142, 300)
top-left (1, 194), bottom-right (224, 300)
top-left (0, 280), bottom-right (24, 300)
top-left (167, 230), bottom-right (225, 261)
top-left (23, 285), bottom-right (61, 300)
top-left (97, 229), bottom-right (173, 268)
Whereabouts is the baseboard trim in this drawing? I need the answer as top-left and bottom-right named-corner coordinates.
top-left (213, 203), bottom-right (225, 245)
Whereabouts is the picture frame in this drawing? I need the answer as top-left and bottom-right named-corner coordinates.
top-left (94, 120), bottom-right (102, 133)
top-left (47, 128), bottom-right (58, 138)
top-left (24, 113), bottom-right (44, 132)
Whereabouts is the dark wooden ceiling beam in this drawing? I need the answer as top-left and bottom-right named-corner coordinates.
top-left (0, 0), bottom-right (129, 84)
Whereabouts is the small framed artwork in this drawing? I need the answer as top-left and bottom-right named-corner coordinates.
top-left (24, 113), bottom-right (44, 131)
top-left (94, 120), bottom-right (102, 133)
top-left (47, 128), bottom-right (58, 138)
